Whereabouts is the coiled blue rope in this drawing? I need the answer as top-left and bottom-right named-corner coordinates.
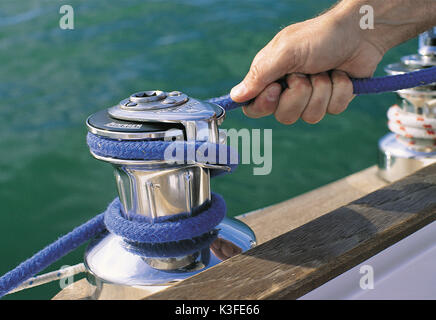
top-left (105, 193), bottom-right (226, 243)
top-left (122, 231), bottom-right (218, 258)
top-left (86, 133), bottom-right (239, 176)
top-left (1, 66), bottom-right (436, 298)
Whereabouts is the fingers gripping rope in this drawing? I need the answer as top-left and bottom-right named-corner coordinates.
top-left (207, 67), bottom-right (436, 111)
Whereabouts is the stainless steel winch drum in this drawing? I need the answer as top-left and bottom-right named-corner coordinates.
top-left (378, 28), bottom-right (436, 182)
top-left (84, 90), bottom-right (256, 299)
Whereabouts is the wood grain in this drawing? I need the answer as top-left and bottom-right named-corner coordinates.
top-left (147, 164), bottom-right (436, 300)
top-left (238, 166), bottom-right (387, 244)
top-left (52, 278), bottom-right (92, 300)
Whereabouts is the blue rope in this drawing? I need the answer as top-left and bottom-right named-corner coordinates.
top-left (2, 65), bottom-right (436, 298)
top-left (122, 231), bottom-right (218, 258)
top-left (207, 66), bottom-right (436, 111)
top-left (86, 133), bottom-right (239, 176)
top-left (0, 194), bottom-right (225, 297)
top-left (105, 193), bottom-right (225, 243)
top-left (0, 214), bottom-right (105, 298)
top-left (351, 66), bottom-right (436, 94)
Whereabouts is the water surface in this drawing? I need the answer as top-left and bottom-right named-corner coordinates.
top-left (0, 0), bottom-right (416, 299)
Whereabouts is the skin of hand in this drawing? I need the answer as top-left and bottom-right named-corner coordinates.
top-left (230, 0), bottom-right (436, 125)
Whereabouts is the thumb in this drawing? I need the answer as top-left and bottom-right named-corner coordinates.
top-left (230, 49), bottom-right (292, 103)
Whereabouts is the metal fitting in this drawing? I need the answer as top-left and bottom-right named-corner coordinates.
top-left (84, 90), bottom-right (256, 299)
top-left (379, 29), bottom-right (436, 182)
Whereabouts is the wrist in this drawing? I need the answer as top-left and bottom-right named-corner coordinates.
top-left (329, 0), bottom-right (436, 53)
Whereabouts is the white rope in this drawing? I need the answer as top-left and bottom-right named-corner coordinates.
top-left (6, 263), bottom-right (86, 295)
top-left (387, 104), bottom-right (436, 150)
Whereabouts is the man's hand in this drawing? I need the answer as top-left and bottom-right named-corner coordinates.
top-left (230, 0), bottom-right (436, 125)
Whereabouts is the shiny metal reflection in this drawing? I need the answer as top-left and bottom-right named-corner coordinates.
top-left (378, 29), bottom-right (436, 182)
top-left (112, 163), bottom-right (211, 220)
top-left (84, 217), bottom-right (256, 300)
top-left (378, 133), bottom-right (436, 182)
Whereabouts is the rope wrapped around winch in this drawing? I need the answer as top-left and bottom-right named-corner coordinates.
top-left (104, 194), bottom-right (226, 243)
top-left (1, 66), bottom-right (436, 298)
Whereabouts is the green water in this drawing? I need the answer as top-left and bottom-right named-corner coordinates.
top-left (0, 0), bottom-right (417, 299)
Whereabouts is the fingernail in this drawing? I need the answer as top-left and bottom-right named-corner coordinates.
top-left (266, 85), bottom-right (281, 102)
top-left (230, 82), bottom-right (247, 99)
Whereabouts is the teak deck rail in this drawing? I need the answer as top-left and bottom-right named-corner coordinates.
top-left (54, 164), bottom-right (436, 300)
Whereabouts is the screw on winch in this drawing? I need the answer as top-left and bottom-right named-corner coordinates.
top-left (85, 90), bottom-right (256, 299)
top-left (378, 28), bottom-right (436, 182)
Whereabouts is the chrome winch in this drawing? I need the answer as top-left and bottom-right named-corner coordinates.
top-left (378, 28), bottom-right (436, 182)
top-left (84, 90), bottom-right (256, 299)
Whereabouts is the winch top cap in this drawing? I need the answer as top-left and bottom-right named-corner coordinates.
top-left (108, 90), bottom-right (224, 124)
top-left (120, 90), bottom-right (189, 111)
top-left (87, 90), bottom-right (225, 141)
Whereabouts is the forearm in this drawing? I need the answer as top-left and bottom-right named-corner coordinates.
top-left (330, 0), bottom-right (436, 53)
top-left (231, 0), bottom-right (436, 121)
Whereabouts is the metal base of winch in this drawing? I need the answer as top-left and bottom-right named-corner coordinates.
top-left (84, 217), bottom-right (255, 300)
top-left (378, 133), bottom-right (436, 182)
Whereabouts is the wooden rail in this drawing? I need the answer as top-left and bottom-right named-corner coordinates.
top-left (147, 164), bottom-right (436, 300)
top-left (237, 166), bottom-right (387, 244)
